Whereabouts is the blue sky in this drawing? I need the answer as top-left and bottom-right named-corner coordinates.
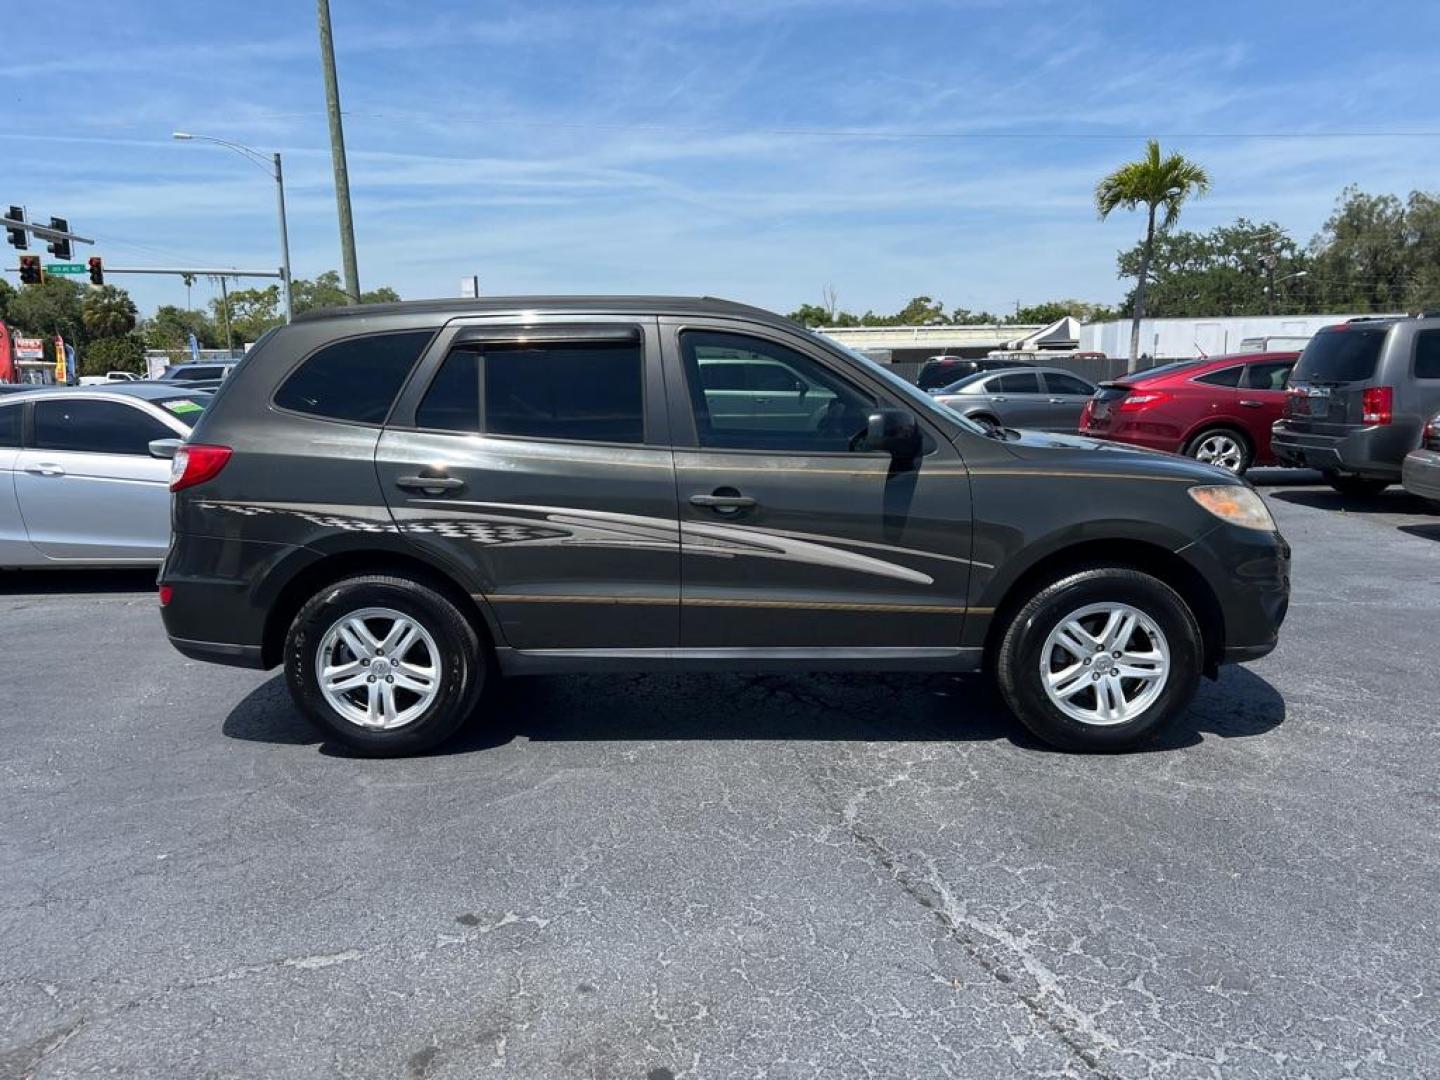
top-left (8, 0), bottom-right (1440, 319)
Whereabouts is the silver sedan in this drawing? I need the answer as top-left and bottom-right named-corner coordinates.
top-left (0, 385), bottom-right (207, 567)
top-left (932, 366), bottom-right (1098, 432)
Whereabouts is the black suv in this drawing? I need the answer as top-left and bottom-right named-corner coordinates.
top-left (159, 297), bottom-right (1289, 755)
top-left (916, 356), bottom-right (1031, 391)
top-left (1272, 315), bottom-right (1440, 495)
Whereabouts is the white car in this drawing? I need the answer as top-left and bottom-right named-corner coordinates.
top-left (0, 385), bottom-right (208, 567)
top-left (77, 371), bottom-right (142, 385)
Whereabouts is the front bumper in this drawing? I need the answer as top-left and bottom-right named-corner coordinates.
top-left (1271, 421), bottom-right (1410, 479)
top-left (1180, 522), bottom-right (1291, 666)
top-left (1402, 448), bottom-right (1440, 501)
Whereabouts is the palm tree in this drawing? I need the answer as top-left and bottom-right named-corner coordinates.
top-left (80, 285), bottom-right (138, 340)
top-left (1096, 140), bottom-right (1211, 370)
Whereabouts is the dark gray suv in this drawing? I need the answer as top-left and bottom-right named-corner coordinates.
top-left (1272, 315), bottom-right (1440, 495)
top-left (159, 297), bottom-right (1289, 755)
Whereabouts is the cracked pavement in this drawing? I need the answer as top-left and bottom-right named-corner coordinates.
top-left (2, 472), bottom-right (1437, 1078)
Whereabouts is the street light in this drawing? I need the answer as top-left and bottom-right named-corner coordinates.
top-left (172, 132), bottom-right (294, 323)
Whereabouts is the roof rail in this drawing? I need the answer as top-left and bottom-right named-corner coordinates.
top-left (1345, 316), bottom-right (1391, 323)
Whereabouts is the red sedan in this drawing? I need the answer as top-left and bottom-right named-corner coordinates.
top-left (1079, 351), bottom-right (1300, 474)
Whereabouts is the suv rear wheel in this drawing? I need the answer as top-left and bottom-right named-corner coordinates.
top-left (996, 568), bottom-right (1203, 751)
top-left (285, 574), bottom-right (486, 755)
top-left (1322, 471), bottom-right (1390, 497)
top-left (1185, 428), bottom-right (1251, 474)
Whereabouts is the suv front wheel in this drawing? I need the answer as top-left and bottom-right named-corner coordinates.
top-left (285, 574), bottom-right (486, 755)
top-left (996, 568), bottom-right (1203, 751)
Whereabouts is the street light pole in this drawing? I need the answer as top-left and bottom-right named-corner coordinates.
top-left (172, 132), bottom-right (295, 322)
top-left (317, 0), bottom-right (360, 304)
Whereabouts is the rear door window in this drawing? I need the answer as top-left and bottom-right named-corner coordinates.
top-left (992, 372), bottom-right (1041, 394)
top-left (1195, 365), bottom-right (1243, 388)
top-left (33, 399), bottom-right (173, 455)
top-left (275, 330), bottom-right (435, 424)
top-left (1045, 373), bottom-right (1094, 396)
top-left (0, 404), bottom-right (20, 447)
top-left (484, 339), bottom-right (644, 444)
top-left (1415, 330), bottom-right (1440, 379)
top-left (416, 349), bottom-right (480, 432)
top-left (1242, 361), bottom-right (1294, 391)
top-left (1293, 327), bottom-right (1387, 383)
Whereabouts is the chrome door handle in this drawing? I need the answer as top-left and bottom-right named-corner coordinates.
top-left (1047, 397), bottom-right (1064, 403)
top-left (397, 475), bottom-right (464, 492)
top-left (1239, 399), bottom-right (1264, 408)
top-left (24, 463), bottom-right (65, 477)
top-left (991, 396), bottom-right (1008, 402)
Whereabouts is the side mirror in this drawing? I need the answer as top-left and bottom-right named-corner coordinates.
top-left (866, 409), bottom-right (922, 460)
top-left (149, 438), bottom-right (183, 460)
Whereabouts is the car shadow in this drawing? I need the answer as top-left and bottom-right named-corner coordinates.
top-left (1245, 467), bottom-right (1322, 488)
top-left (222, 664), bottom-right (1285, 758)
top-left (1268, 487), bottom-right (1431, 514)
top-left (1398, 522), bottom-right (1440, 542)
top-left (0, 568), bottom-right (157, 595)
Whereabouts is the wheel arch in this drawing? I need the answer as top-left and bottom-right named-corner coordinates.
top-left (981, 537), bottom-right (1225, 677)
top-left (1183, 421), bottom-right (1253, 456)
top-left (259, 547), bottom-right (501, 668)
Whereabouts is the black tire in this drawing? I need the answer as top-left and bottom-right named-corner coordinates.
top-left (995, 568), bottom-right (1203, 752)
top-left (285, 574), bottom-right (486, 756)
top-left (1184, 427), bottom-right (1253, 475)
top-left (1322, 471), bottom-right (1390, 497)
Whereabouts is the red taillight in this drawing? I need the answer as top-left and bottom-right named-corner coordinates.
top-left (1116, 391), bottom-right (1169, 412)
top-left (1080, 398), bottom-right (1095, 425)
top-left (170, 444), bottom-right (232, 492)
top-left (158, 585), bottom-right (173, 607)
top-left (1423, 415), bottom-right (1440, 449)
top-left (1361, 386), bottom-right (1393, 426)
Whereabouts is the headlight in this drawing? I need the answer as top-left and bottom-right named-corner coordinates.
top-left (1188, 485), bottom-right (1276, 532)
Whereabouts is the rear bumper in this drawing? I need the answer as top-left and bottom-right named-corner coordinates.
top-left (1271, 421), bottom-right (1410, 478)
top-left (1078, 421), bottom-right (1178, 455)
top-left (159, 533), bottom-right (314, 670)
top-left (1402, 448), bottom-right (1440, 501)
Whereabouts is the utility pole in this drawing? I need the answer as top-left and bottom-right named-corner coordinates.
top-left (317, 0), bottom-right (360, 303)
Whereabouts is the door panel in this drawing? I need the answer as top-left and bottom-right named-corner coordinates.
top-left (986, 372), bottom-right (1051, 429)
top-left (15, 449), bottom-right (171, 559)
top-left (376, 317), bottom-right (679, 651)
top-left (1239, 361), bottom-right (1295, 462)
top-left (663, 320), bottom-right (974, 649)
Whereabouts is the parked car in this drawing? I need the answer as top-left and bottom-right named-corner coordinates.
top-left (1401, 412), bottom-right (1440, 506)
top-left (159, 296), bottom-right (1289, 756)
top-left (1272, 316), bottom-right (1440, 495)
top-left (916, 355), bottom-right (1031, 391)
top-left (1079, 352), bottom-right (1300, 474)
top-left (159, 360), bottom-right (238, 391)
top-left (934, 367), bottom-right (1098, 432)
top-left (78, 371), bottom-right (141, 385)
top-left (0, 385), bottom-right (210, 566)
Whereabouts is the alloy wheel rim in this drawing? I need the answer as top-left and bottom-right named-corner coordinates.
top-left (316, 607), bottom-right (442, 730)
top-left (1194, 433), bottom-right (1244, 472)
top-left (1039, 602), bottom-right (1170, 726)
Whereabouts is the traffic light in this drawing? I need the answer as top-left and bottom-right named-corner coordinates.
top-left (46, 217), bottom-right (71, 261)
top-left (88, 256), bottom-right (104, 285)
top-left (5, 206), bottom-right (26, 250)
top-left (18, 254), bottom-right (43, 285)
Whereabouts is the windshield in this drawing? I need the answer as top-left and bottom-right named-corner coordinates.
top-left (1293, 327), bottom-right (1387, 384)
top-left (814, 333), bottom-right (987, 435)
top-left (152, 395), bottom-right (210, 427)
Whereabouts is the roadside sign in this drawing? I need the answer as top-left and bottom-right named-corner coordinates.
top-left (15, 337), bottom-right (43, 359)
top-left (45, 262), bottom-right (86, 275)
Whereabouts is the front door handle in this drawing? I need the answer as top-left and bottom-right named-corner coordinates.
top-left (397, 474), bottom-right (464, 493)
top-left (1239, 399), bottom-right (1264, 408)
top-left (1047, 397), bottom-right (1065, 404)
top-left (690, 491), bottom-right (757, 512)
top-left (24, 463), bottom-right (65, 477)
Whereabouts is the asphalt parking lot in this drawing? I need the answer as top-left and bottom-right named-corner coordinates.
top-left (3, 470), bottom-right (1437, 1080)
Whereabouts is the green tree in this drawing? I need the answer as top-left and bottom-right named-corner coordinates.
top-left (1114, 220), bottom-right (1310, 318)
top-left (7, 277), bottom-right (85, 342)
top-left (0, 278), bottom-right (14, 323)
top-left (142, 305), bottom-right (220, 351)
top-left (786, 303), bottom-right (832, 328)
top-left (1097, 139), bottom-right (1211, 367)
top-left (292, 270), bottom-right (401, 313)
top-left (211, 284), bottom-right (282, 345)
top-left (81, 334), bottom-right (147, 376)
top-left (1012, 300), bottom-right (1119, 324)
top-left (1308, 187), bottom-right (1416, 314)
top-left (81, 285), bottom-right (139, 340)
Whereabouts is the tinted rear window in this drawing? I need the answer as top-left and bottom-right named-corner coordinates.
top-left (1415, 330), bottom-right (1440, 379)
top-left (1294, 328), bottom-right (1387, 384)
top-left (1129, 359), bottom-right (1203, 382)
top-left (275, 330), bottom-right (434, 423)
top-left (0, 404), bottom-right (19, 447)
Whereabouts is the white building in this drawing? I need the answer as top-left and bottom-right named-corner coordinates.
top-left (1079, 313), bottom-right (1396, 359)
